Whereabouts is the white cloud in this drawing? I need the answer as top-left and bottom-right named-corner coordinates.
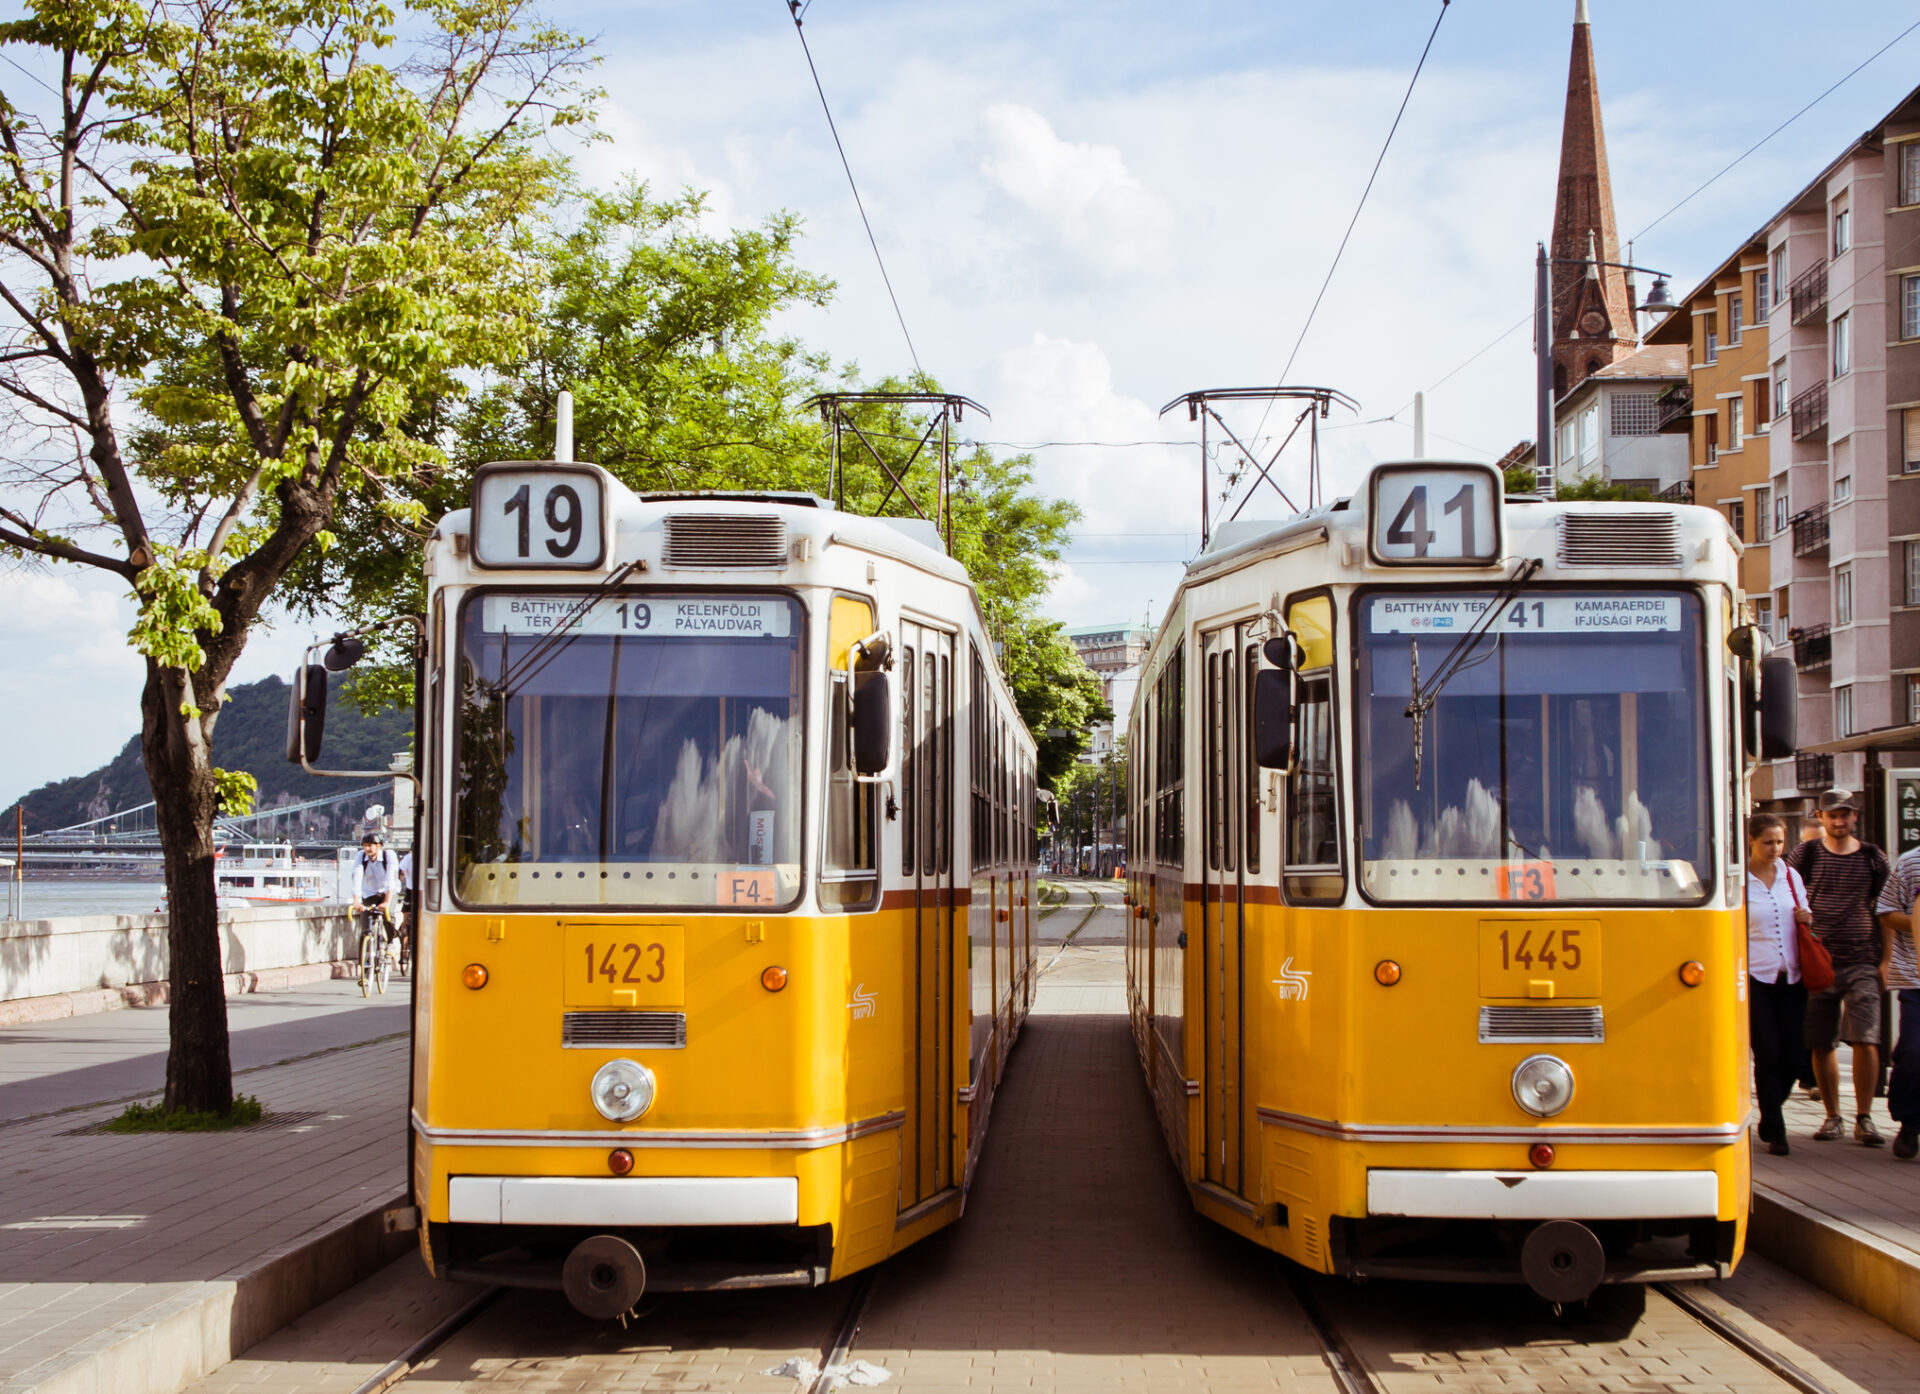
top-left (978, 104), bottom-right (1173, 278)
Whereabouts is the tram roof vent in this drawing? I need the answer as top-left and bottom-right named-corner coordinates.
top-left (663, 513), bottom-right (788, 569)
top-left (1555, 512), bottom-right (1681, 568)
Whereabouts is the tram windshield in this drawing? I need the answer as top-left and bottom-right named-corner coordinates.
top-left (1355, 589), bottom-right (1709, 904)
top-left (453, 592), bottom-right (804, 909)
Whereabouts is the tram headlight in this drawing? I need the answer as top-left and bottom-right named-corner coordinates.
top-left (590, 1059), bottom-right (655, 1123)
top-left (1511, 1054), bottom-right (1575, 1118)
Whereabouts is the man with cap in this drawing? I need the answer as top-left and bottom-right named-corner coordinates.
top-left (351, 830), bottom-right (402, 932)
top-left (1786, 790), bottom-right (1892, 1145)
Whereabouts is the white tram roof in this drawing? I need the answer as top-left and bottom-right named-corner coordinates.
top-left (431, 469), bottom-right (969, 587)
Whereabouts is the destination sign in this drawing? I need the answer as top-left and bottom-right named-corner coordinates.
top-left (1368, 594), bottom-right (1682, 635)
top-left (481, 594), bottom-right (794, 638)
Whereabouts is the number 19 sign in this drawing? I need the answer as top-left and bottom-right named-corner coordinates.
top-left (472, 463), bottom-right (607, 570)
top-left (1368, 462), bottom-right (1502, 566)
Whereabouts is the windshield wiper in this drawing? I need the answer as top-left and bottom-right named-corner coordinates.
top-left (489, 560), bottom-right (644, 700)
top-left (1404, 557), bottom-right (1543, 789)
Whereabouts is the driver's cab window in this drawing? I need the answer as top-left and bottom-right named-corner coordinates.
top-left (823, 594), bottom-right (878, 910)
top-left (1284, 594), bottom-right (1344, 904)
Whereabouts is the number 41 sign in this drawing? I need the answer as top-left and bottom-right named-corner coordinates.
top-left (1368, 462), bottom-right (1502, 566)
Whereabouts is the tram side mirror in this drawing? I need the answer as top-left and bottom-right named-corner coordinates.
top-left (323, 634), bottom-right (366, 671)
top-left (1253, 668), bottom-right (1293, 770)
top-left (851, 671), bottom-right (892, 775)
top-left (1757, 653), bottom-right (1798, 761)
top-left (1262, 636), bottom-right (1295, 672)
top-left (285, 664), bottom-right (328, 763)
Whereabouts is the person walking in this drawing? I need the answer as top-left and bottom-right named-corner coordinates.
top-left (1785, 790), bottom-right (1892, 1145)
top-left (1746, 813), bottom-right (1809, 1156)
top-left (1874, 844), bottom-right (1920, 1160)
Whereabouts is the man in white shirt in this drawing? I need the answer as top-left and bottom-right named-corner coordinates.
top-left (352, 832), bottom-right (401, 922)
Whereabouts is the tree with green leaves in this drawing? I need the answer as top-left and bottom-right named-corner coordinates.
top-left (0, 0), bottom-right (593, 1114)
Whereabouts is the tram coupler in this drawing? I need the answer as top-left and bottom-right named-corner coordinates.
top-left (563, 1234), bottom-right (647, 1319)
top-left (1519, 1220), bottom-right (1606, 1305)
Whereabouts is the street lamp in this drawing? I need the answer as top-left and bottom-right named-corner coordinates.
top-left (1533, 241), bottom-right (1678, 492)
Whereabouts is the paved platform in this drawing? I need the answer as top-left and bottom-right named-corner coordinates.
top-left (0, 981), bottom-right (412, 1394)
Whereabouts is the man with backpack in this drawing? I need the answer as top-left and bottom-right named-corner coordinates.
top-left (1874, 842), bottom-right (1920, 1160)
top-left (1786, 790), bottom-right (1893, 1145)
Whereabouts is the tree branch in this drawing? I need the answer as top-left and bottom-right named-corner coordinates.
top-left (0, 514), bottom-right (137, 577)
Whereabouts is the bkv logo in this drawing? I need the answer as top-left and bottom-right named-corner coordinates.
top-left (1273, 957), bottom-right (1311, 1002)
top-left (848, 983), bottom-right (877, 1020)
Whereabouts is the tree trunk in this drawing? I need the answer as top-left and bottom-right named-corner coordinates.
top-left (143, 661), bottom-right (233, 1114)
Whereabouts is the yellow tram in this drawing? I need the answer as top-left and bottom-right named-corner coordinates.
top-left (1125, 460), bottom-right (1794, 1304)
top-left (300, 460), bottom-right (1038, 1316)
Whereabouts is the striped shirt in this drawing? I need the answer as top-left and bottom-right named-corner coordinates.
top-left (1872, 848), bottom-right (1920, 991)
top-left (1785, 839), bottom-right (1890, 971)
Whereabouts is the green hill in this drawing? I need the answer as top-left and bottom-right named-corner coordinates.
top-left (3, 674), bottom-right (412, 834)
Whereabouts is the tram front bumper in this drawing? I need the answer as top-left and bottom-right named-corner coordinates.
top-left (449, 1175), bottom-right (800, 1226)
top-left (1367, 1168), bottom-right (1719, 1221)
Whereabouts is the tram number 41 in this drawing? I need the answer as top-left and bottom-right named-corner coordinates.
top-left (1385, 481), bottom-right (1478, 558)
top-left (1498, 926), bottom-right (1583, 971)
top-left (584, 940), bottom-right (668, 985)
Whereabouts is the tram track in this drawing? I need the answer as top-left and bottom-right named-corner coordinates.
top-left (1282, 1268), bottom-right (1855, 1394)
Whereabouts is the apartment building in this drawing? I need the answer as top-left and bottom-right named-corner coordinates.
top-left (1067, 624), bottom-right (1150, 762)
top-left (1753, 86), bottom-right (1920, 810)
top-left (1549, 343), bottom-right (1690, 493)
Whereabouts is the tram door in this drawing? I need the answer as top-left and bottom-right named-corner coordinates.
top-left (1201, 624), bottom-right (1247, 1194)
top-left (901, 620), bottom-right (956, 1208)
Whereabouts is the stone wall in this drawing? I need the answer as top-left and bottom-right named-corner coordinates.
top-left (0, 904), bottom-right (355, 1006)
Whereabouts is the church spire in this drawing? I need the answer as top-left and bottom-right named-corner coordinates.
top-left (1551, 0), bottom-right (1633, 398)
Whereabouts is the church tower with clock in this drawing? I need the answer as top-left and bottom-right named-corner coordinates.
top-left (1550, 0), bottom-right (1635, 400)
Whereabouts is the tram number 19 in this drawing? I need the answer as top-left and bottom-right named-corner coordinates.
top-left (472, 468), bottom-right (604, 568)
top-left (504, 482), bottom-right (582, 559)
top-left (584, 940), bottom-right (667, 985)
top-left (1498, 926), bottom-right (1582, 971)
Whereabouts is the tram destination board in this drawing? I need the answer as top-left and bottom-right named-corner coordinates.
top-left (480, 594), bottom-right (793, 637)
top-left (471, 463), bottom-right (608, 569)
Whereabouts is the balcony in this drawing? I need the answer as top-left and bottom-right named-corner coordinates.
top-left (1655, 382), bottom-right (1692, 433)
top-left (1659, 479), bottom-right (1693, 504)
top-left (1790, 380), bottom-right (1828, 441)
top-left (1791, 502), bottom-right (1830, 557)
top-left (1796, 751), bottom-right (1835, 792)
top-left (1791, 622), bottom-right (1831, 669)
top-left (1790, 259), bottom-right (1828, 326)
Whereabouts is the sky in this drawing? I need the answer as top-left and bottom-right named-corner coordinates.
top-left (6, 0), bottom-right (1920, 809)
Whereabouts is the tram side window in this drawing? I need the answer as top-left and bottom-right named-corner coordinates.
top-left (1284, 674), bottom-right (1342, 902)
top-left (823, 595), bottom-right (878, 911)
top-left (1155, 642), bottom-right (1185, 867)
top-left (1244, 642), bottom-right (1261, 875)
top-left (971, 648), bottom-right (989, 873)
top-left (902, 647), bottom-right (916, 876)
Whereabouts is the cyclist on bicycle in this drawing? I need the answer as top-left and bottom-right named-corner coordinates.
top-left (351, 832), bottom-right (401, 966)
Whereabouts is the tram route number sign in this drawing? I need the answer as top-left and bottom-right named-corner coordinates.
top-left (563, 924), bottom-right (684, 1007)
top-left (1479, 917), bottom-right (1602, 999)
top-left (1369, 463), bottom-right (1501, 566)
top-left (472, 465), bottom-right (606, 570)
top-left (717, 869), bottom-right (778, 907)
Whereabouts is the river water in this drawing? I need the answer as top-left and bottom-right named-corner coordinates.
top-left (3, 879), bottom-right (348, 919)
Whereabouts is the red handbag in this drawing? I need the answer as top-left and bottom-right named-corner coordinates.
top-left (1786, 865), bottom-right (1834, 994)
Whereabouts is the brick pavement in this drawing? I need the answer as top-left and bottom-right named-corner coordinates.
top-left (0, 988), bottom-right (411, 1394)
top-left (1755, 1047), bottom-right (1920, 1260)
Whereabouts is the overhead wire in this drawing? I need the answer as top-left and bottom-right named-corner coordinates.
top-left (784, 2), bottom-right (923, 376)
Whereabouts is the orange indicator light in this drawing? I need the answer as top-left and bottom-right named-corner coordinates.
top-left (1678, 960), bottom-right (1706, 987)
top-left (462, 963), bottom-right (489, 990)
top-left (1374, 960), bottom-right (1402, 986)
top-left (761, 965), bottom-right (789, 992)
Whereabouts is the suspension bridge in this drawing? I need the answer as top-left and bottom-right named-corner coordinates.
top-left (10, 782), bottom-right (403, 866)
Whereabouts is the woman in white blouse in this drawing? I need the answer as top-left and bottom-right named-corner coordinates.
top-left (1748, 812), bottom-right (1811, 1156)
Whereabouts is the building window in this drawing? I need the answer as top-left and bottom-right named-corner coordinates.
top-left (1904, 274), bottom-right (1920, 341)
top-left (1755, 596), bottom-right (1773, 636)
top-left (1772, 246), bottom-right (1788, 304)
top-left (1729, 398), bottom-right (1744, 450)
top-left (1756, 486), bottom-right (1771, 534)
top-left (1773, 363), bottom-right (1788, 421)
top-left (1910, 675), bottom-right (1920, 725)
top-left (1835, 474), bottom-right (1853, 503)
top-left (1704, 410), bottom-right (1718, 466)
top-left (1728, 500), bottom-right (1746, 539)
top-left (1908, 541), bottom-right (1920, 606)
top-left (1755, 270), bottom-right (1771, 322)
top-left (1834, 312), bottom-right (1851, 377)
top-left (1836, 565), bottom-right (1854, 626)
top-left (1904, 141), bottom-right (1920, 207)
top-left (1729, 295), bottom-right (1744, 344)
top-left (1775, 587), bottom-right (1791, 645)
top-left (1578, 404), bottom-right (1599, 471)
top-left (1755, 377), bottom-right (1771, 431)
top-left (1906, 408), bottom-right (1920, 473)
top-left (1836, 685), bottom-right (1855, 739)
top-left (1610, 393), bottom-right (1658, 436)
top-left (1705, 325), bottom-right (1719, 364)
top-left (1834, 205), bottom-right (1851, 254)
top-left (1773, 487), bottom-right (1790, 534)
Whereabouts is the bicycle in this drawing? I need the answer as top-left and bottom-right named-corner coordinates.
top-left (355, 897), bottom-right (394, 996)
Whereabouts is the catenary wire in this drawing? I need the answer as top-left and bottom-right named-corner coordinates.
top-left (784, 2), bottom-right (923, 376)
top-left (1633, 16), bottom-right (1920, 241)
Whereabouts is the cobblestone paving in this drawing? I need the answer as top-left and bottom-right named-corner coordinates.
top-left (1694, 1253), bottom-right (1920, 1394)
